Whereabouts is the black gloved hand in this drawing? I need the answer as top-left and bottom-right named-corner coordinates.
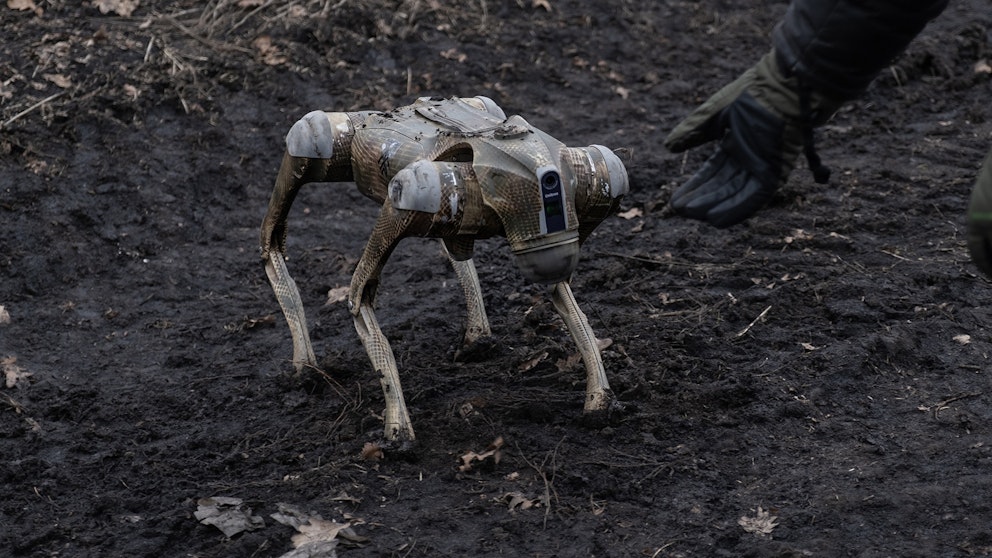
top-left (664, 51), bottom-right (840, 228)
top-left (967, 150), bottom-right (992, 278)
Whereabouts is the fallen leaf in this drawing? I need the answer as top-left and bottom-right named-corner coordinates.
top-left (518, 350), bottom-right (548, 372)
top-left (272, 503), bottom-right (368, 557)
top-left (123, 83), bottom-right (140, 101)
top-left (953, 334), bottom-right (971, 345)
top-left (440, 48), bottom-right (467, 63)
top-left (0, 305), bottom-right (10, 325)
top-left (738, 506), bottom-right (779, 536)
top-left (92, 0), bottom-right (139, 17)
top-left (271, 502), bottom-right (313, 530)
top-left (975, 59), bottom-right (991, 75)
top-left (502, 491), bottom-right (537, 511)
top-left (7, 0), bottom-right (39, 13)
top-left (784, 228), bottom-right (814, 244)
top-left (532, 0), bottom-right (552, 10)
top-left (43, 73), bottom-right (71, 88)
top-left (279, 540), bottom-right (338, 558)
top-left (458, 436), bottom-right (504, 472)
top-left (2, 356), bottom-right (32, 389)
top-left (617, 207), bottom-right (642, 220)
top-left (253, 36), bottom-right (287, 66)
top-left (292, 518), bottom-right (351, 547)
top-left (800, 342), bottom-right (819, 351)
top-left (326, 286), bottom-right (349, 305)
top-left (360, 442), bottom-right (384, 461)
top-left (194, 497), bottom-right (265, 538)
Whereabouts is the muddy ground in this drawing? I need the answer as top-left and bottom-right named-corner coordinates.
top-left (2, 1), bottom-right (992, 556)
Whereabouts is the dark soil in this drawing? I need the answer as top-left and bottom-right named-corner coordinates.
top-left (3, 1), bottom-right (992, 557)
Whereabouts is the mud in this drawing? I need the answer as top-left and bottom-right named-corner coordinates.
top-left (2, 1), bottom-right (992, 556)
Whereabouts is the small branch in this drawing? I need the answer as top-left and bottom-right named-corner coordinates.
top-left (735, 305), bottom-right (771, 338)
top-left (2, 392), bottom-right (26, 414)
top-left (1, 92), bottom-right (64, 131)
top-left (932, 391), bottom-right (983, 419)
top-left (880, 249), bottom-right (909, 261)
top-left (162, 15), bottom-right (254, 56)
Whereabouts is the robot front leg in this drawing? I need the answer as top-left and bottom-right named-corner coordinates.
top-left (353, 304), bottom-right (416, 442)
top-left (348, 204), bottom-right (423, 443)
top-left (550, 281), bottom-right (617, 417)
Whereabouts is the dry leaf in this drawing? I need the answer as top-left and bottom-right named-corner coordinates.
top-left (271, 503), bottom-right (312, 529)
top-left (975, 59), bottom-right (991, 75)
top-left (291, 518), bottom-right (351, 547)
top-left (253, 36), bottom-right (287, 66)
top-left (7, 0), bottom-right (39, 13)
top-left (326, 286), bottom-right (349, 305)
top-left (0, 305), bottom-right (10, 325)
top-left (800, 342), bottom-right (819, 351)
top-left (738, 506), bottom-right (779, 536)
top-left (440, 48), bottom-right (467, 63)
top-left (3, 356), bottom-right (32, 389)
top-left (271, 503), bottom-right (368, 556)
top-left (194, 497), bottom-right (265, 538)
top-left (617, 207), bottom-right (642, 220)
top-left (92, 0), bottom-right (139, 17)
top-left (784, 229), bottom-right (814, 244)
top-left (953, 334), bottom-right (972, 345)
top-left (123, 83), bottom-right (141, 101)
top-left (502, 491), bottom-right (537, 511)
top-left (518, 350), bottom-right (548, 372)
top-left (43, 73), bottom-right (72, 88)
top-left (458, 436), bottom-right (504, 472)
top-left (360, 442), bottom-right (384, 461)
top-left (532, 0), bottom-right (552, 11)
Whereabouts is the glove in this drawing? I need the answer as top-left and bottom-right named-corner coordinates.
top-left (664, 50), bottom-right (841, 228)
top-left (967, 149), bottom-right (992, 278)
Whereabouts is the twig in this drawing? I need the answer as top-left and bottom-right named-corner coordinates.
top-left (2, 392), bottom-right (26, 413)
top-left (1, 92), bottom-right (64, 131)
top-left (735, 305), bottom-right (771, 338)
top-left (516, 438), bottom-right (563, 529)
top-left (880, 249), bottom-right (909, 261)
top-left (932, 391), bottom-right (983, 419)
top-left (162, 15), bottom-right (255, 55)
top-left (230, 0), bottom-right (277, 34)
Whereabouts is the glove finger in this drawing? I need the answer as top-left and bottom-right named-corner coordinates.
top-left (705, 173), bottom-right (777, 229)
top-left (671, 150), bottom-right (748, 221)
top-left (664, 68), bottom-right (756, 153)
top-left (670, 149), bottom-right (730, 211)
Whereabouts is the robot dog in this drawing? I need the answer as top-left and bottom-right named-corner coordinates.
top-left (260, 96), bottom-right (628, 444)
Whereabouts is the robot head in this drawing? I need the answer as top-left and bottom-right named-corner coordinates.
top-left (467, 117), bottom-right (628, 284)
